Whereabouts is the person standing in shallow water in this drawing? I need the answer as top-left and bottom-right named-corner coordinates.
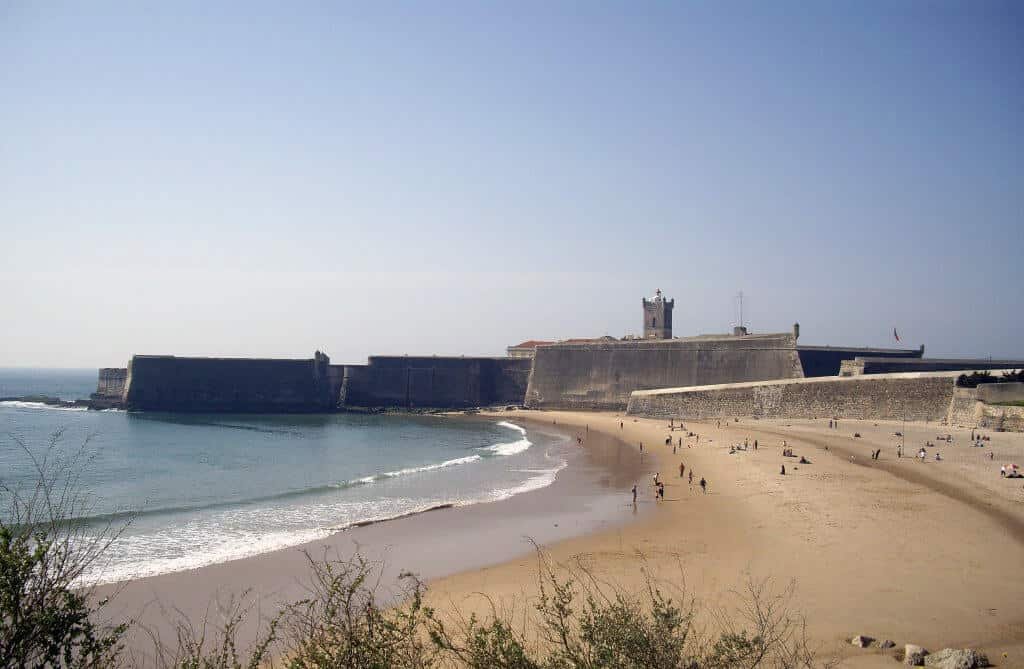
top-left (699, 477), bottom-right (707, 494)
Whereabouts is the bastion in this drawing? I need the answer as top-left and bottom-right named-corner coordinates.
top-left (123, 352), bottom-right (336, 413)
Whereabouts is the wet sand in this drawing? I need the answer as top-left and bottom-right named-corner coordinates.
top-left (96, 420), bottom-right (648, 662)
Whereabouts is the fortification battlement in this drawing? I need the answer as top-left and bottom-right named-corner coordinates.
top-left (132, 354), bottom-right (329, 363)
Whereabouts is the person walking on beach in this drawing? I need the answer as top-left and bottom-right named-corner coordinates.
top-left (639, 442), bottom-right (643, 453)
top-left (688, 470), bottom-right (693, 485)
top-left (680, 462), bottom-right (685, 477)
top-left (754, 439), bottom-right (758, 451)
top-left (653, 472), bottom-right (660, 486)
top-left (620, 422), bottom-right (624, 429)
top-left (699, 477), bottom-right (707, 494)
top-left (780, 464), bottom-right (786, 475)
top-left (631, 484), bottom-right (637, 503)
top-left (673, 445), bottom-right (677, 454)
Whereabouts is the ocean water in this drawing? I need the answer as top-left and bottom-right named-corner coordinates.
top-left (0, 370), bottom-right (569, 584)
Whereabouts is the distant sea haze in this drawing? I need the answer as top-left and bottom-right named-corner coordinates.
top-left (0, 369), bottom-right (568, 585)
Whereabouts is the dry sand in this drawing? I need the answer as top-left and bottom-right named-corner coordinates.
top-left (424, 411), bottom-right (1024, 668)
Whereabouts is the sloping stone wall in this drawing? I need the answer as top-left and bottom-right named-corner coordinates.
top-left (627, 372), bottom-right (962, 422)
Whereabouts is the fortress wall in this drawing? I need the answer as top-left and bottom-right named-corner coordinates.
top-left (524, 333), bottom-right (804, 411)
top-left (124, 354), bottom-right (333, 412)
top-left (851, 358), bottom-right (1024, 376)
top-left (341, 357), bottom-right (532, 409)
top-left (796, 346), bottom-right (922, 377)
top-left (626, 372), bottom-right (965, 422)
top-left (980, 405), bottom-right (1024, 432)
top-left (95, 368), bottom-right (127, 398)
top-left (977, 382), bottom-right (1024, 404)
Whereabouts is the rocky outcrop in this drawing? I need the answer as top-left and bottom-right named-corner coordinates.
top-left (850, 635), bottom-right (875, 648)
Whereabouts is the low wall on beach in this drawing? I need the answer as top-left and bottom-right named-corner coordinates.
top-left (124, 353), bottom-right (335, 412)
top-left (340, 356), bottom-right (531, 409)
top-left (626, 371), bottom-right (972, 422)
top-left (524, 333), bottom-right (804, 411)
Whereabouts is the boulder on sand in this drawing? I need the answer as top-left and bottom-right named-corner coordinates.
top-left (875, 639), bottom-right (896, 649)
top-left (851, 635), bottom-right (875, 648)
top-left (904, 644), bottom-right (929, 666)
top-left (923, 648), bottom-right (989, 669)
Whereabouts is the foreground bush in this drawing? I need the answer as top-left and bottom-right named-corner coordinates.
top-left (0, 431), bottom-right (128, 668)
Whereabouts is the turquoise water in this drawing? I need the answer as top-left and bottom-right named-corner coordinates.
top-left (0, 370), bottom-right (568, 584)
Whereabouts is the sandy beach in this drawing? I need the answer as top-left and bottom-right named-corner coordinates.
top-left (95, 409), bottom-right (1024, 667)
top-left (424, 411), bottom-right (1024, 668)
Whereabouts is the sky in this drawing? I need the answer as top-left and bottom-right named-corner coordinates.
top-left (1, 2), bottom-right (1021, 368)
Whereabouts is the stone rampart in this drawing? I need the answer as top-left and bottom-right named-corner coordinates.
top-left (976, 382), bottom-right (1024, 404)
top-left (525, 333), bottom-right (804, 411)
top-left (980, 405), bottom-right (1024, 432)
top-left (124, 353), bottom-right (334, 412)
top-left (627, 371), bottom-right (970, 422)
top-left (843, 357), bottom-right (1024, 376)
top-left (340, 356), bottom-right (531, 409)
top-left (796, 345), bottom-right (922, 377)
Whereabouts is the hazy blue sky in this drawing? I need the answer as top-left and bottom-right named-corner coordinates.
top-left (2, 2), bottom-right (1021, 368)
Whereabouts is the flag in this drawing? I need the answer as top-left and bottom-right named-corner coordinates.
top-left (893, 328), bottom-right (900, 343)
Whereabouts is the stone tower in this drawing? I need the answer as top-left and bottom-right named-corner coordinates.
top-left (642, 289), bottom-right (674, 339)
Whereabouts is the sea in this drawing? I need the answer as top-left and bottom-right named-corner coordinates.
top-left (0, 368), bottom-right (570, 585)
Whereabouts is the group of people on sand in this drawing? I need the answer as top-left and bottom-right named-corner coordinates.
top-left (631, 456), bottom-right (706, 505)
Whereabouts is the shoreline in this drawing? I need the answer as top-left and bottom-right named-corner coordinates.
top-left (96, 416), bottom-right (650, 660)
top-left (92, 409), bottom-right (1024, 666)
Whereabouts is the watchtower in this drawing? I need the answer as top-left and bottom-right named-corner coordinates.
top-left (642, 289), bottom-right (674, 339)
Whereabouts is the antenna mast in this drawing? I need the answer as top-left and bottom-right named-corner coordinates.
top-left (736, 291), bottom-right (744, 328)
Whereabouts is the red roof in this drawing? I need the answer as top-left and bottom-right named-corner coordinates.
top-left (509, 340), bottom-right (555, 349)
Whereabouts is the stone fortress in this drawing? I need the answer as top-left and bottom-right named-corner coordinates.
top-left (90, 289), bottom-right (1024, 429)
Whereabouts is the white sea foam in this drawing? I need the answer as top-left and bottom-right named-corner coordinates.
top-left (483, 461), bottom-right (567, 503)
top-left (0, 400), bottom-right (88, 412)
top-left (378, 454), bottom-right (482, 478)
top-left (496, 421), bottom-right (527, 435)
top-left (85, 526), bottom-right (333, 585)
top-left (484, 421), bottom-right (532, 456)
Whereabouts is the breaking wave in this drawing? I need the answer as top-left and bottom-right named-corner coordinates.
top-left (484, 421), bottom-right (532, 456)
